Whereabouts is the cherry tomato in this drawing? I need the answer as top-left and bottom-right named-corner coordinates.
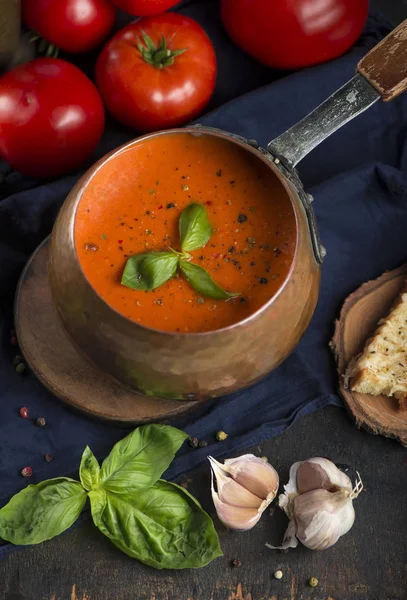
top-left (221, 0), bottom-right (369, 70)
top-left (111, 0), bottom-right (179, 16)
top-left (95, 13), bottom-right (217, 132)
top-left (0, 58), bottom-right (105, 178)
top-left (22, 0), bottom-right (116, 54)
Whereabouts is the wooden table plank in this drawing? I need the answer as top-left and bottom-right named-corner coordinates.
top-left (1, 407), bottom-right (405, 600)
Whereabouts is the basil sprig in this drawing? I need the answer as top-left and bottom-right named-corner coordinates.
top-left (179, 259), bottom-right (237, 300)
top-left (179, 202), bottom-right (212, 252)
top-left (90, 480), bottom-right (221, 569)
top-left (0, 425), bottom-right (222, 570)
top-left (0, 478), bottom-right (86, 545)
top-left (121, 252), bottom-right (178, 292)
top-left (121, 202), bottom-right (240, 299)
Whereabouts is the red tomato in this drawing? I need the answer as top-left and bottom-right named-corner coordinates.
top-left (22, 0), bottom-right (116, 54)
top-left (0, 58), bottom-right (105, 178)
top-left (111, 0), bottom-right (179, 16)
top-left (95, 13), bottom-right (217, 131)
top-left (221, 0), bottom-right (369, 70)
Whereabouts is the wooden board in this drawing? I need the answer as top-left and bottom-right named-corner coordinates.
top-left (331, 265), bottom-right (407, 446)
top-left (1, 407), bottom-right (406, 600)
top-left (14, 239), bottom-right (198, 424)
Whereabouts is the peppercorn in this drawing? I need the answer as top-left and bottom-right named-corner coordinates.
top-left (21, 466), bottom-right (32, 477)
top-left (308, 578), bottom-right (318, 587)
top-left (15, 362), bottom-right (26, 374)
top-left (274, 570), bottom-right (283, 580)
top-left (216, 431), bottom-right (228, 442)
top-left (19, 407), bottom-right (29, 418)
top-left (231, 558), bottom-right (241, 567)
top-left (44, 453), bottom-right (54, 463)
top-left (166, 203), bottom-right (175, 209)
top-left (188, 437), bottom-right (199, 448)
top-left (13, 355), bottom-right (22, 365)
top-left (36, 417), bottom-right (47, 427)
top-left (237, 214), bottom-right (247, 223)
top-left (198, 440), bottom-right (208, 448)
top-left (259, 277), bottom-right (268, 284)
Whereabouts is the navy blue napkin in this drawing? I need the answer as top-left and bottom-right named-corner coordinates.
top-left (1, 1), bottom-right (405, 555)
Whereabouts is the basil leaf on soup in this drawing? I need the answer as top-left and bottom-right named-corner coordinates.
top-left (121, 252), bottom-right (178, 291)
top-left (99, 424), bottom-right (188, 495)
top-left (90, 480), bottom-right (223, 570)
top-left (179, 259), bottom-right (240, 300)
top-left (0, 478), bottom-right (86, 545)
top-left (79, 446), bottom-right (101, 491)
top-left (179, 203), bottom-right (212, 252)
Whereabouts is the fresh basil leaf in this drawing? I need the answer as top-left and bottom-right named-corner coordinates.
top-left (0, 478), bottom-right (86, 545)
top-left (88, 488), bottom-right (107, 527)
top-left (100, 425), bottom-right (188, 495)
top-left (92, 480), bottom-right (223, 569)
top-left (179, 203), bottom-right (212, 252)
top-left (80, 446), bottom-right (101, 491)
top-left (121, 252), bottom-right (178, 291)
top-left (179, 259), bottom-right (240, 299)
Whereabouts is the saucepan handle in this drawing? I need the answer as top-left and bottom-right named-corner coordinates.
top-left (268, 19), bottom-right (407, 170)
top-left (357, 19), bottom-right (407, 102)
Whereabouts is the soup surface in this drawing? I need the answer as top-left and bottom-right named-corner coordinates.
top-left (75, 133), bottom-right (296, 333)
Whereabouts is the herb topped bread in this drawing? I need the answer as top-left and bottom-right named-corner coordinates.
top-left (347, 287), bottom-right (407, 411)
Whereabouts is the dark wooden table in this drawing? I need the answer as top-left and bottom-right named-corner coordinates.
top-left (1, 406), bottom-right (406, 600)
top-left (2, 2), bottom-right (407, 599)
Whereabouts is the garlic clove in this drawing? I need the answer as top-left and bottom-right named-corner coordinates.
top-left (296, 458), bottom-right (352, 494)
top-left (210, 473), bottom-right (262, 530)
top-left (282, 457), bottom-right (352, 502)
top-left (294, 488), bottom-right (355, 550)
top-left (209, 457), bottom-right (263, 508)
top-left (222, 454), bottom-right (279, 500)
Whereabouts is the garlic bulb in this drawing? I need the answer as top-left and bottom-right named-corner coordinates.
top-left (266, 457), bottom-right (363, 551)
top-left (209, 454), bottom-right (279, 531)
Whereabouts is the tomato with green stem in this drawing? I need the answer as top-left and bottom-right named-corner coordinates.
top-left (95, 13), bottom-right (217, 132)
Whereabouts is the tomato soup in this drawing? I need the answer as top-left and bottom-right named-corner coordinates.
top-left (75, 133), bottom-right (296, 333)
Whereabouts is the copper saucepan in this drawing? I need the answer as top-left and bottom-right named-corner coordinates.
top-left (49, 20), bottom-right (407, 401)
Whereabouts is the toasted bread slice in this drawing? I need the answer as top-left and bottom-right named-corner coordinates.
top-left (348, 287), bottom-right (407, 411)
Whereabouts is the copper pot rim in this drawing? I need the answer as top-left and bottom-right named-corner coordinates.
top-left (61, 126), bottom-right (304, 338)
